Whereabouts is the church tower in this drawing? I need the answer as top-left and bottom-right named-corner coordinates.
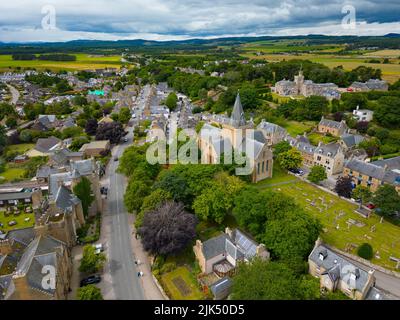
top-left (294, 68), bottom-right (304, 95)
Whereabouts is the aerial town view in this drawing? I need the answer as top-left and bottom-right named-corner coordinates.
top-left (0, 0), bottom-right (400, 314)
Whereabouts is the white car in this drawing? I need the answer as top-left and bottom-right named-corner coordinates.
top-left (93, 243), bottom-right (104, 254)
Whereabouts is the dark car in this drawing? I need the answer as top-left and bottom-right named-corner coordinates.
top-left (289, 168), bottom-right (304, 176)
top-left (113, 156), bottom-right (119, 162)
top-left (80, 275), bottom-right (101, 287)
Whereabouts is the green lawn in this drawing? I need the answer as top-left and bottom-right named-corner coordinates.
top-left (283, 121), bottom-right (316, 137)
top-left (161, 266), bottom-right (205, 300)
top-left (307, 132), bottom-right (338, 146)
top-left (0, 167), bottom-right (26, 182)
top-left (255, 164), bottom-right (295, 188)
top-left (268, 179), bottom-right (400, 271)
top-left (0, 210), bottom-right (35, 233)
top-left (4, 143), bottom-right (34, 154)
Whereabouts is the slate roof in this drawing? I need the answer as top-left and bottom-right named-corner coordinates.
top-left (50, 149), bottom-right (83, 166)
top-left (230, 93), bottom-right (246, 128)
top-left (201, 229), bottom-right (262, 262)
top-left (372, 156), bottom-right (400, 171)
top-left (36, 166), bottom-right (61, 179)
top-left (341, 133), bottom-right (365, 148)
top-left (315, 142), bottom-right (341, 158)
top-left (319, 117), bottom-right (347, 130)
top-left (201, 233), bottom-right (229, 260)
top-left (49, 172), bottom-right (73, 197)
top-left (0, 191), bottom-right (33, 202)
top-left (70, 159), bottom-right (95, 176)
top-left (34, 137), bottom-right (61, 153)
top-left (55, 185), bottom-right (81, 212)
top-left (345, 159), bottom-right (400, 185)
top-left (309, 244), bottom-right (370, 292)
top-left (257, 120), bottom-right (286, 135)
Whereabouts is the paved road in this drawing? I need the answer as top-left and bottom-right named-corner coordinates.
top-left (105, 128), bottom-right (145, 300)
top-left (6, 84), bottom-right (20, 105)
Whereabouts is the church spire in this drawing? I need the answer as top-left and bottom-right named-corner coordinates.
top-left (230, 92), bottom-right (246, 128)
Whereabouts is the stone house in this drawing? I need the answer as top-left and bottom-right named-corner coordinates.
top-left (353, 106), bottom-right (374, 122)
top-left (343, 157), bottom-right (400, 193)
top-left (313, 142), bottom-right (345, 176)
top-left (194, 228), bottom-right (269, 276)
top-left (0, 229), bottom-right (72, 300)
top-left (79, 140), bottom-right (110, 157)
top-left (317, 117), bottom-right (348, 137)
top-left (257, 120), bottom-right (287, 146)
top-left (308, 239), bottom-right (376, 300)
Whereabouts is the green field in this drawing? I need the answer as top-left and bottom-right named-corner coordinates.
top-left (266, 179), bottom-right (400, 271)
top-left (0, 54), bottom-right (122, 71)
top-left (255, 164), bottom-right (296, 188)
top-left (4, 143), bottom-right (34, 154)
top-left (161, 266), bottom-right (205, 300)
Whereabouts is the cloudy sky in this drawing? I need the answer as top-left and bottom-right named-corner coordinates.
top-left (0, 0), bottom-right (399, 42)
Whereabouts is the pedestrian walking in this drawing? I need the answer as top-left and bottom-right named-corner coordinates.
top-left (137, 272), bottom-right (141, 277)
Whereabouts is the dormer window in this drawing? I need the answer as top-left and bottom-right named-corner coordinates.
top-left (319, 149), bottom-right (323, 154)
top-left (327, 152), bottom-right (332, 157)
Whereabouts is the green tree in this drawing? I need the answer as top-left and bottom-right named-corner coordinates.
top-left (273, 141), bottom-right (292, 157)
top-left (278, 148), bottom-right (303, 170)
top-left (79, 245), bottom-right (106, 274)
top-left (118, 107), bottom-right (131, 124)
top-left (352, 185), bottom-right (372, 207)
top-left (73, 177), bottom-right (95, 218)
top-left (374, 185), bottom-right (400, 217)
top-left (232, 259), bottom-right (317, 300)
top-left (233, 188), bottom-right (295, 238)
top-left (263, 211), bottom-right (321, 261)
top-left (165, 92), bottom-right (178, 111)
top-left (124, 178), bottom-right (151, 213)
top-left (357, 243), bottom-right (373, 260)
top-left (375, 96), bottom-right (400, 128)
top-left (193, 173), bottom-right (245, 224)
top-left (77, 285), bottom-right (103, 300)
top-left (308, 165), bottom-right (327, 184)
top-left (136, 189), bottom-right (172, 227)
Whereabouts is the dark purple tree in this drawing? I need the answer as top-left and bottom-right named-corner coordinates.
top-left (335, 176), bottom-right (353, 198)
top-left (356, 121), bottom-right (369, 134)
top-left (95, 121), bottom-right (124, 144)
top-left (85, 118), bottom-right (98, 136)
top-left (333, 112), bottom-right (344, 122)
top-left (138, 201), bottom-right (198, 256)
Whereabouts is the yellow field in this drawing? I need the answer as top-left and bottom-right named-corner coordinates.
top-left (0, 53), bottom-right (122, 71)
top-left (363, 49), bottom-right (400, 58)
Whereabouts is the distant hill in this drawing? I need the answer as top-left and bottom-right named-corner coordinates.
top-left (0, 34), bottom-right (399, 54)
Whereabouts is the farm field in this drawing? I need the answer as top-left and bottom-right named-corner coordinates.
top-left (266, 179), bottom-right (400, 271)
top-left (240, 40), bottom-right (400, 83)
top-left (0, 53), bottom-right (122, 72)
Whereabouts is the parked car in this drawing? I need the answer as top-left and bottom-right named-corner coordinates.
top-left (289, 168), bottom-right (304, 176)
top-left (93, 243), bottom-right (104, 254)
top-left (123, 137), bottom-right (128, 143)
top-left (80, 275), bottom-right (101, 287)
top-left (366, 203), bottom-right (376, 209)
top-left (8, 220), bottom-right (17, 226)
top-left (113, 156), bottom-right (119, 162)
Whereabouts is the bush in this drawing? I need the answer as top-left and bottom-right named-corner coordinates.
top-left (357, 243), bottom-right (373, 260)
top-left (160, 262), bottom-right (177, 274)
